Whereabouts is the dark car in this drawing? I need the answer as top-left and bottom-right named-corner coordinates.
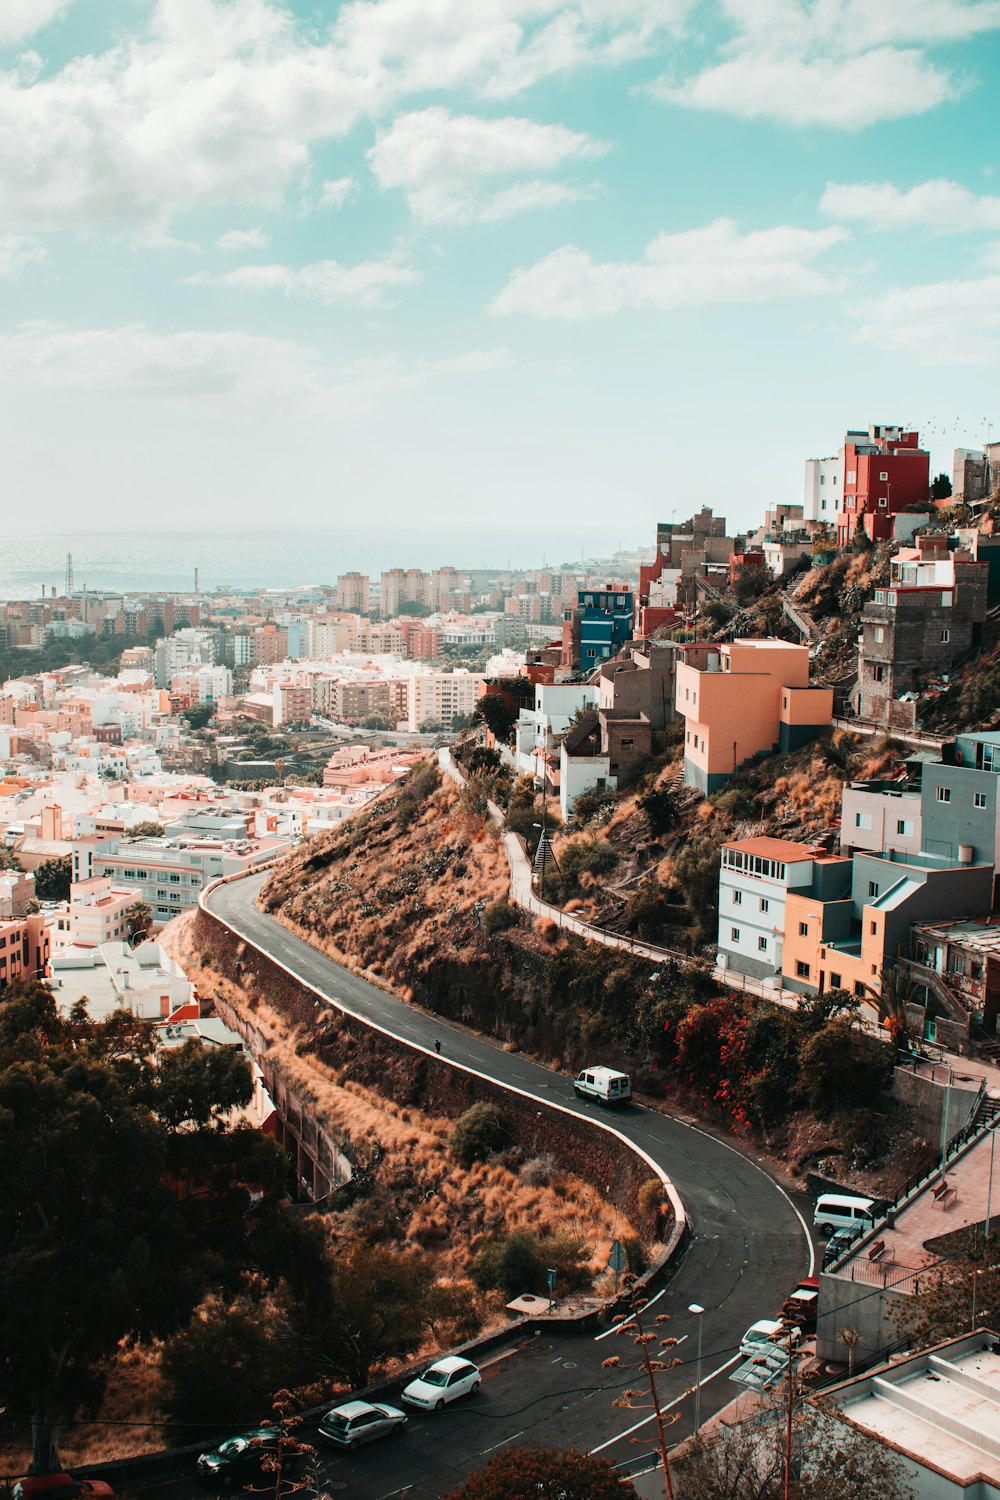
top-left (196, 1428), bottom-right (300, 1487)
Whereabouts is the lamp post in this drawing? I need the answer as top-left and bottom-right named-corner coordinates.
top-left (688, 1304), bottom-right (705, 1435)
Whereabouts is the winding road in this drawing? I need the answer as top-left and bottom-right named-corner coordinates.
top-left (195, 872), bottom-right (814, 1498)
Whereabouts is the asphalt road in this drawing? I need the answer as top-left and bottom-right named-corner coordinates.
top-left (191, 873), bottom-right (815, 1499)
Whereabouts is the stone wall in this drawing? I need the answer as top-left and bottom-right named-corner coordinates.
top-left (191, 904), bottom-right (680, 1248)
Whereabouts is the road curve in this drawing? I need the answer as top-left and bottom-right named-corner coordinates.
top-left (202, 873), bottom-right (814, 1497)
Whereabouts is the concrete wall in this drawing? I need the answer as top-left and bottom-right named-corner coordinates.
top-left (922, 762), bottom-right (1000, 868)
top-left (892, 1065), bottom-right (982, 1147)
top-left (191, 903), bottom-right (677, 1245)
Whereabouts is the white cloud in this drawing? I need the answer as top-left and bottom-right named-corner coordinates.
top-left (0, 233), bottom-right (45, 277)
top-left (216, 227), bottom-right (269, 251)
top-left (0, 321), bottom-right (507, 412)
top-left (655, 0), bottom-right (1000, 128)
top-left (369, 106), bottom-right (606, 223)
top-left (0, 0), bottom-right (73, 46)
top-left (189, 255), bottom-right (420, 307)
top-left (319, 176), bottom-right (355, 209)
top-left (852, 275), bottom-right (1000, 363)
top-left (820, 177), bottom-right (1000, 231)
top-left (659, 48), bottom-right (954, 128)
top-left (491, 217), bottom-right (848, 319)
top-left (0, 0), bottom-right (689, 233)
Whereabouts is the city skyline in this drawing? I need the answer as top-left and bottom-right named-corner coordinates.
top-left (2, 1), bottom-right (1000, 536)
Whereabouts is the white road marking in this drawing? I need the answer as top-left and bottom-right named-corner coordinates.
top-left (588, 1352), bottom-right (742, 1455)
top-left (593, 1287), bottom-right (669, 1339)
top-left (480, 1429), bottom-right (526, 1455)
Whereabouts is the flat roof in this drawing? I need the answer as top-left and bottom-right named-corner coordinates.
top-left (830, 1333), bottom-right (1000, 1485)
top-left (725, 836), bottom-right (818, 861)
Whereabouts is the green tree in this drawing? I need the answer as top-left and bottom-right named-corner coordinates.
top-left (0, 982), bottom-right (318, 1471)
top-left (123, 821), bottom-right (166, 839)
top-left (672, 833), bottom-right (724, 919)
top-left (894, 1226), bottom-right (1000, 1349)
top-left (312, 1243), bottom-right (438, 1389)
top-left (449, 1102), bottom-right (509, 1166)
top-left (443, 1446), bottom-right (634, 1500)
top-left (866, 964), bottom-right (917, 1049)
top-left (472, 694), bottom-right (518, 744)
top-left (795, 988), bottom-right (860, 1036)
top-left (33, 855), bottom-right (73, 901)
top-left (799, 1019), bottom-right (894, 1118)
top-left (182, 704), bottom-right (215, 730)
top-left (638, 784), bottom-right (678, 837)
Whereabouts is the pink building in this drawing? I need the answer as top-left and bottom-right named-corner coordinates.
top-left (68, 877), bottom-right (144, 948)
top-left (675, 639), bottom-right (833, 792)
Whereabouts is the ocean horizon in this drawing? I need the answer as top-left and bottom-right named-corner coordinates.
top-left (1, 527), bottom-right (644, 601)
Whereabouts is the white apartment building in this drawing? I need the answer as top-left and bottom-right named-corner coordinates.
top-left (67, 877), bottom-right (144, 948)
top-left (76, 832), bottom-right (294, 924)
top-left (717, 836), bottom-right (820, 981)
top-left (514, 684), bottom-right (599, 774)
top-left (404, 670), bottom-right (479, 731)
top-left (308, 616), bottom-right (358, 657)
top-left (839, 781), bottom-right (922, 858)
top-left (170, 664), bottom-right (232, 704)
top-left (803, 454), bottom-right (841, 526)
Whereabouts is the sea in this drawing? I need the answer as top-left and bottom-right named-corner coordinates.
top-left (1, 528), bottom-right (638, 600)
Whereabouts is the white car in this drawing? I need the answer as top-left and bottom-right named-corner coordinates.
top-left (400, 1357), bottom-right (481, 1411)
top-left (739, 1319), bottom-right (802, 1360)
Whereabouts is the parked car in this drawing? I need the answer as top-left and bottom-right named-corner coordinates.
top-left (401, 1357), bottom-right (481, 1410)
top-left (318, 1400), bottom-right (407, 1450)
top-left (196, 1428), bottom-right (300, 1486)
top-left (573, 1067), bottom-right (631, 1104)
top-left (739, 1319), bottom-right (802, 1360)
top-left (13, 1479), bottom-right (114, 1500)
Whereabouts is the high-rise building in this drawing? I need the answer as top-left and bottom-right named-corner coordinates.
top-left (336, 572), bottom-right (370, 613)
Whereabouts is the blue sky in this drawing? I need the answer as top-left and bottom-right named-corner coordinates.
top-left (3, 0), bottom-right (1000, 553)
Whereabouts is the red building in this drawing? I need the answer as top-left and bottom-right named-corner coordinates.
top-left (838, 425), bottom-right (930, 545)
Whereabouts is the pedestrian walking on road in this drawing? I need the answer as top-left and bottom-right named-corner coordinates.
top-left (434, 1039), bottom-right (442, 1054)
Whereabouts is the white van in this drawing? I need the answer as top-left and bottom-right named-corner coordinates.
top-left (573, 1067), bottom-right (631, 1104)
top-left (813, 1193), bottom-right (878, 1238)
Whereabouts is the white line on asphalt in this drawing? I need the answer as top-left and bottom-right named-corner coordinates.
top-left (480, 1429), bottom-right (526, 1455)
top-left (588, 1352), bottom-right (742, 1455)
top-left (375, 1486), bottom-right (412, 1498)
top-left (593, 1288), bottom-right (669, 1339)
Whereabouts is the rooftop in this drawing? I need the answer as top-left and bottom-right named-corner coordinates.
top-left (725, 836), bottom-right (819, 861)
top-left (827, 1332), bottom-right (1000, 1486)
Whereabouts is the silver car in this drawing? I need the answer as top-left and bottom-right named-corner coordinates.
top-left (317, 1400), bottom-right (407, 1451)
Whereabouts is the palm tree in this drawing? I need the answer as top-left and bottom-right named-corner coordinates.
top-left (866, 964), bottom-right (917, 1049)
top-left (820, 731), bottom-right (860, 780)
top-left (837, 1325), bottom-right (862, 1374)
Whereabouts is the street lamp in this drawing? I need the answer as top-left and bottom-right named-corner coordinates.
top-left (688, 1304), bottom-right (705, 1435)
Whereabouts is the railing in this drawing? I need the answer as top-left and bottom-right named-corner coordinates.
top-left (838, 1257), bottom-right (924, 1293)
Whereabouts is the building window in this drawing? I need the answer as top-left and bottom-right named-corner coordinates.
top-left (732, 889), bottom-right (742, 905)
top-left (855, 812), bottom-right (872, 830)
top-left (872, 665), bottom-right (885, 683)
top-left (975, 791), bottom-right (987, 809)
top-left (796, 961), bottom-right (810, 978)
top-left (830, 972), bottom-right (842, 988)
top-left (936, 786), bottom-right (952, 803)
top-left (799, 921), bottom-right (808, 936)
top-left (854, 981), bottom-right (865, 997)
top-left (897, 819), bottom-right (913, 835)
top-left (758, 936), bottom-right (768, 951)
top-left (870, 920), bottom-right (877, 935)
top-left (868, 881), bottom-right (879, 897)
top-left (847, 470), bottom-right (856, 483)
top-left (878, 497), bottom-right (888, 508)
top-left (940, 629), bottom-right (951, 643)
top-left (880, 470), bottom-right (889, 481)
top-left (731, 927), bottom-right (740, 942)
top-left (759, 897), bottom-right (769, 913)
top-left (874, 626), bottom-right (884, 643)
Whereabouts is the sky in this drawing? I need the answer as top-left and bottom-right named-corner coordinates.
top-left (3, 0), bottom-right (1000, 550)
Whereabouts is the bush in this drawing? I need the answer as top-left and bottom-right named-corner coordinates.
top-left (482, 900), bottom-right (518, 935)
top-left (449, 1102), bottom-right (508, 1166)
top-left (622, 1236), bottom-right (649, 1274)
top-left (637, 1178), bottom-right (664, 1221)
top-left (558, 837), bottom-right (617, 890)
top-left (638, 785), bottom-right (677, 836)
top-left (519, 1152), bottom-right (558, 1186)
top-left (471, 1229), bottom-right (544, 1297)
top-left (569, 785), bottom-right (618, 830)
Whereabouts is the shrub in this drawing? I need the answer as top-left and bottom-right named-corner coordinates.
top-left (559, 837), bottom-right (617, 890)
top-left (622, 1236), bottom-right (649, 1274)
top-left (800, 1020), bottom-right (894, 1119)
top-left (481, 900), bottom-right (518, 935)
top-left (638, 785), bottom-right (678, 837)
top-left (637, 1178), bottom-right (664, 1221)
top-left (519, 1152), bottom-right (558, 1187)
top-left (449, 1102), bottom-right (509, 1166)
top-left (471, 1229), bottom-right (544, 1297)
top-left (570, 785), bottom-right (618, 829)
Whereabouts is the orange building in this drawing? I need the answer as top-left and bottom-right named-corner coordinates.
top-left (675, 639), bottom-right (833, 793)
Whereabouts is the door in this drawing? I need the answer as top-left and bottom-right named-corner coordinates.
top-left (925, 1018), bottom-right (937, 1043)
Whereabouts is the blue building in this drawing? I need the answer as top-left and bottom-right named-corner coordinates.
top-left (565, 586), bottom-right (634, 672)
